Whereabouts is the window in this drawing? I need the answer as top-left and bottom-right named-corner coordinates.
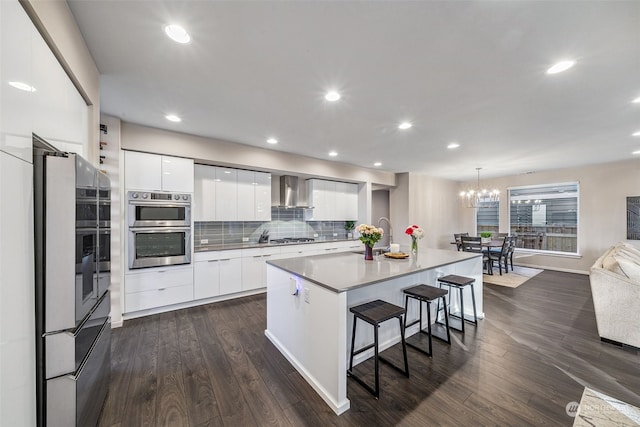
top-left (476, 200), bottom-right (499, 235)
top-left (509, 183), bottom-right (578, 254)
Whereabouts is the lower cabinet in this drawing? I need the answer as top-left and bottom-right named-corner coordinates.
top-left (241, 247), bottom-right (282, 291)
top-left (193, 241), bottom-right (361, 303)
top-left (124, 265), bottom-right (194, 313)
top-left (194, 250), bottom-right (242, 298)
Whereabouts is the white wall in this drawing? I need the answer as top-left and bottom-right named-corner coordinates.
top-left (120, 122), bottom-right (395, 187)
top-left (458, 159), bottom-right (640, 273)
top-left (390, 172), bottom-right (461, 252)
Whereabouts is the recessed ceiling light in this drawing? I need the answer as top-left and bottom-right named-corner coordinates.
top-left (328, 151), bottom-right (338, 157)
top-left (447, 142), bottom-right (460, 149)
top-left (633, 150), bottom-right (640, 155)
top-left (325, 91), bottom-right (341, 102)
top-left (164, 24), bottom-right (190, 44)
top-left (633, 131), bottom-right (640, 137)
top-left (267, 138), bottom-right (278, 144)
top-left (398, 122), bottom-right (412, 130)
top-left (374, 162), bottom-right (382, 167)
top-left (546, 60), bottom-right (576, 74)
top-left (632, 96), bottom-right (640, 104)
top-left (165, 114), bottom-right (181, 122)
top-left (8, 81), bottom-right (36, 92)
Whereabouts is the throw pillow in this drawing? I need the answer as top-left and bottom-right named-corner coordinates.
top-left (616, 256), bottom-right (640, 282)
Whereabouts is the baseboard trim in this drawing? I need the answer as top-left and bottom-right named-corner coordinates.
top-left (264, 329), bottom-right (351, 415)
top-left (514, 262), bottom-right (588, 275)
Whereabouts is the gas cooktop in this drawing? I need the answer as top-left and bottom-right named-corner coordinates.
top-left (270, 237), bottom-right (315, 244)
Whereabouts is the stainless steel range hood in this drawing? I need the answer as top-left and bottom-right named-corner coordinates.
top-left (276, 175), bottom-right (313, 208)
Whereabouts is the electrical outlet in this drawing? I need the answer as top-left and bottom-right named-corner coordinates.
top-left (313, 233), bottom-right (319, 238)
top-left (304, 287), bottom-right (310, 304)
top-left (200, 239), bottom-right (209, 244)
top-left (242, 237), bottom-right (249, 242)
top-left (333, 233), bottom-right (338, 237)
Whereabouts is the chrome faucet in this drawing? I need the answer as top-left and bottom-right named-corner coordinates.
top-left (377, 216), bottom-right (393, 245)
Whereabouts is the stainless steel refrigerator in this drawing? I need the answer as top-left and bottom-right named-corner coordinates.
top-left (33, 137), bottom-right (111, 426)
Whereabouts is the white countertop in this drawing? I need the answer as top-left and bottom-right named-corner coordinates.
top-left (266, 248), bottom-right (480, 293)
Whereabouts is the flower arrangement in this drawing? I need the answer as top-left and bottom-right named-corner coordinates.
top-left (356, 224), bottom-right (384, 248)
top-left (405, 225), bottom-right (424, 255)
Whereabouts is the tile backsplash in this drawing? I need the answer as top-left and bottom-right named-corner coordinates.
top-left (194, 207), bottom-right (352, 247)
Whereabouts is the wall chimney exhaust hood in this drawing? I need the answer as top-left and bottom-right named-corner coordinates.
top-left (276, 175), bottom-right (313, 208)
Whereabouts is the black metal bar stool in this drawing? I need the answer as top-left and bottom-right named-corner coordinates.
top-left (436, 274), bottom-right (478, 333)
top-left (347, 299), bottom-right (409, 399)
top-left (403, 285), bottom-right (451, 357)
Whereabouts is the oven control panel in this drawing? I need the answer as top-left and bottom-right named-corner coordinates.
top-left (128, 191), bottom-right (191, 202)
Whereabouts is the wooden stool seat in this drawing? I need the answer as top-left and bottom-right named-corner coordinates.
top-left (436, 275), bottom-right (478, 333)
top-left (403, 285), bottom-right (451, 357)
top-left (348, 299), bottom-right (409, 399)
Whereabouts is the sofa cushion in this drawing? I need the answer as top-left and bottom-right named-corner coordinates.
top-left (620, 243), bottom-right (640, 258)
top-left (616, 256), bottom-right (640, 282)
top-left (618, 248), bottom-right (640, 264)
top-left (603, 255), bottom-right (626, 276)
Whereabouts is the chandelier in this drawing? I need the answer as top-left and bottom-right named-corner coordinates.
top-left (459, 168), bottom-right (500, 208)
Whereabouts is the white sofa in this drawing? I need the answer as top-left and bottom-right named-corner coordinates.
top-left (589, 242), bottom-right (640, 348)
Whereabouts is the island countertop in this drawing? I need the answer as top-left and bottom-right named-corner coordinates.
top-left (266, 248), bottom-right (480, 293)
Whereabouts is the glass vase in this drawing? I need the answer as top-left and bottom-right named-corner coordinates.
top-left (410, 236), bottom-right (418, 257)
top-left (364, 245), bottom-right (374, 260)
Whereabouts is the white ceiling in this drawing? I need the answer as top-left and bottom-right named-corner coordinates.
top-left (68, 0), bottom-right (640, 181)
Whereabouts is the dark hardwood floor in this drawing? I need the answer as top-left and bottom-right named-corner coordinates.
top-left (99, 270), bottom-right (640, 426)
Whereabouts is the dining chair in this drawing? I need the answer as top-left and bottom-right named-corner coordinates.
top-left (488, 237), bottom-right (510, 275)
top-left (507, 235), bottom-right (517, 270)
top-left (453, 233), bottom-right (469, 251)
top-left (460, 236), bottom-right (491, 274)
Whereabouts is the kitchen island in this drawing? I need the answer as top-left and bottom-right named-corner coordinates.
top-left (265, 248), bottom-right (483, 415)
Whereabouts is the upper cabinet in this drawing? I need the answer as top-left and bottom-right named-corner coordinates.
top-left (215, 167), bottom-right (237, 220)
top-left (124, 151), bottom-right (194, 192)
top-left (0, 1), bottom-right (33, 162)
top-left (1, 0), bottom-right (89, 162)
top-left (194, 164), bottom-right (271, 222)
top-left (307, 179), bottom-right (358, 221)
top-left (194, 164), bottom-right (216, 221)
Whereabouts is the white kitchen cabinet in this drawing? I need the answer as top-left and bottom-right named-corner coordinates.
top-left (237, 169), bottom-right (255, 220)
top-left (237, 170), bottom-right (272, 221)
top-left (125, 151), bottom-right (161, 191)
top-left (307, 179), bottom-right (358, 221)
top-left (194, 250), bottom-right (242, 297)
top-left (254, 171), bottom-right (272, 221)
top-left (125, 151), bottom-right (194, 192)
top-left (241, 246), bottom-right (281, 291)
top-left (215, 167), bottom-right (237, 220)
top-left (194, 256), bottom-right (220, 299)
top-left (194, 165), bottom-right (271, 222)
top-left (335, 181), bottom-right (359, 220)
top-left (124, 265), bottom-right (194, 313)
top-left (0, 150), bottom-right (36, 427)
top-left (194, 164), bottom-right (216, 221)
top-left (161, 155), bottom-right (194, 192)
top-left (0, 0), bottom-right (33, 162)
top-left (31, 22), bottom-right (87, 152)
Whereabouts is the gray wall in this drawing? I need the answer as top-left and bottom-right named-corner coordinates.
top-left (458, 159), bottom-right (640, 273)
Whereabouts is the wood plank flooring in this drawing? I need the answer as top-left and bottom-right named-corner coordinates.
top-left (99, 270), bottom-right (640, 426)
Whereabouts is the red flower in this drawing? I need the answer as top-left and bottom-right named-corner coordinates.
top-left (405, 227), bottom-right (414, 235)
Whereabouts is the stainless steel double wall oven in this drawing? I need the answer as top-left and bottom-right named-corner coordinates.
top-left (127, 191), bottom-right (192, 269)
top-left (34, 141), bottom-right (111, 427)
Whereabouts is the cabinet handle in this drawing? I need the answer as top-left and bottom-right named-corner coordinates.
top-left (157, 270), bottom-right (166, 273)
top-left (253, 255), bottom-right (262, 258)
top-left (263, 254), bottom-right (271, 258)
top-left (208, 259), bottom-right (219, 263)
top-left (220, 258), bottom-right (231, 261)
top-left (158, 288), bottom-right (166, 291)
